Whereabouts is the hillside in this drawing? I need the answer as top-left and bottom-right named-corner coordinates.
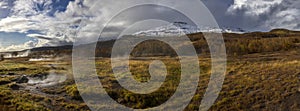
top-left (1, 29), bottom-right (300, 59)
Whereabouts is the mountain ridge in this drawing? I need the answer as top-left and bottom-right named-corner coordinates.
top-left (133, 21), bottom-right (247, 36)
top-left (1, 28), bottom-right (300, 58)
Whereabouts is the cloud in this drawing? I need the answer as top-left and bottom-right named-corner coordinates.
top-left (0, 17), bottom-right (33, 33)
top-left (1, 0), bottom-right (300, 52)
top-left (27, 34), bottom-right (54, 40)
top-left (0, 0), bottom-right (238, 48)
top-left (227, 0), bottom-right (300, 30)
top-left (0, 0), bottom-right (80, 48)
top-left (0, 0), bottom-right (13, 18)
top-left (0, 40), bottom-right (37, 52)
top-left (228, 0), bottom-right (283, 16)
top-left (0, 1), bottom-right (9, 8)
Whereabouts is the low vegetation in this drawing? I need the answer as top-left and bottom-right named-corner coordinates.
top-left (0, 29), bottom-right (299, 110)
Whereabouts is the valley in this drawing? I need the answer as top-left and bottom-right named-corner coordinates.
top-left (0, 29), bottom-right (299, 110)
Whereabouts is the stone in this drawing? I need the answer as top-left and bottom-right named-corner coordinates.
top-left (9, 84), bottom-right (20, 90)
top-left (16, 75), bottom-right (29, 83)
top-left (0, 80), bottom-right (11, 85)
top-left (7, 72), bottom-right (15, 75)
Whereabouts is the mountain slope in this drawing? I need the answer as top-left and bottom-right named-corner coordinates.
top-left (133, 22), bottom-right (246, 36)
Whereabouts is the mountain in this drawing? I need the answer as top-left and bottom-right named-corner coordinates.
top-left (0, 45), bottom-right (73, 59)
top-left (133, 22), bottom-right (246, 36)
top-left (1, 28), bottom-right (299, 59)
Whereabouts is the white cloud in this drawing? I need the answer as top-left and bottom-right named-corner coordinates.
top-left (0, 0), bottom-right (82, 48)
top-left (228, 0), bottom-right (283, 16)
top-left (2, 0), bottom-right (218, 48)
top-left (0, 40), bottom-right (37, 52)
top-left (1, 0), bottom-right (300, 52)
top-left (0, 1), bottom-right (9, 8)
top-left (228, 0), bottom-right (300, 30)
top-left (0, 17), bottom-right (33, 33)
top-left (0, 0), bottom-right (13, 18)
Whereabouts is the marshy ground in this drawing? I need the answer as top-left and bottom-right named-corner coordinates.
top-left (0, 49), bottom-right (299, 110)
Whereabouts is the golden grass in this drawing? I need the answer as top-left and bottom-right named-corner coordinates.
top-left (0, 49), bottom-right (299, 110)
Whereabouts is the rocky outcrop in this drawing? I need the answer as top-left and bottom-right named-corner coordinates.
top-left (16, 75), bottom-right (29, 83)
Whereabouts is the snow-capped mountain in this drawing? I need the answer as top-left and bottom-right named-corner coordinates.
top-left (133, 22), bottom-right (246, 36)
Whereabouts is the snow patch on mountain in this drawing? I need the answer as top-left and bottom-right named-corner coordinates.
top-left (133, 22), bottom-right (246, 36)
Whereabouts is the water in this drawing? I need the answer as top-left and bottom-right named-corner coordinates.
top-left (28, 73), bottom-right (67, 87)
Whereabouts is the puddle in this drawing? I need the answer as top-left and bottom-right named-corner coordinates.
top-left (28, 58), bottom-right (53, 62)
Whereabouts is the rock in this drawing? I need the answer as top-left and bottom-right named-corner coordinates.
top-left (9, 84), bottom-right (20, 90)
top-left (31, 73), bottom-right (48, 80)
top-left (0, 54), bottom-right (3, 61)
top-left (0, 80), bottom-right (11, 85)
top-left (16, 75), bottom-right (29, 83)
top-left (7, 72), bottom-right (15, 75)
top-left (228, 71), bottom-right (234, 75)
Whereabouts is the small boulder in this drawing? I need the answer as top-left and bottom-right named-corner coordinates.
top-left (228, 71), bottom-right (234, 75)
top-left (7, 72), bottom-right (15, 75)
top-left (9, 84), bottom-right (20, 90)
top-left (16, 75), bottom-right (29, 83)
top-left (0, 80), bottom-right (11, 85)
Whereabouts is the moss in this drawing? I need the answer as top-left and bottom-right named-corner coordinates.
top-left (65, 85), bottom-right (81, 100)
top-left (0, 44), bottom-right (300, 110)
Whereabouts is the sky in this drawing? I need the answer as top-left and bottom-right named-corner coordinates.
top-left (0, 0), bottom-right (299, 52)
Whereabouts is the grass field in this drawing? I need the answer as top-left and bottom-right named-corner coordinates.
top-left (0, 49), bottom-right (299, 110)
top-left (0, 30), bottom-right (300, 110)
